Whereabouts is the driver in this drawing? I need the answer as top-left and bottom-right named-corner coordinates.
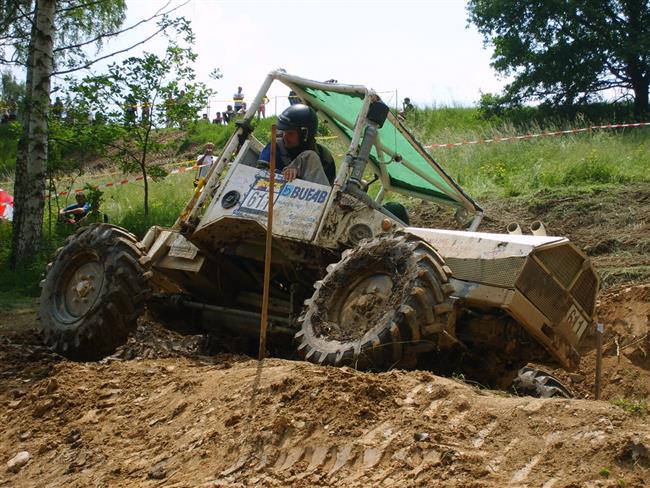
top-left (258, 104), bottom-right (335, 186)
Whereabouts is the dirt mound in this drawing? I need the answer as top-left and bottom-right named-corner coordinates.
top-left (547, 284), bottom-right (650, 402)
top-left (2, 353), bottom-right (649, 487)
top-left (1, 283), bottom-right (649, 487)
top-left (2, 185), bottom-right (649, 486)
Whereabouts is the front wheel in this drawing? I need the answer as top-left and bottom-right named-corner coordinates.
top-left (39, 224), bottom-right (150, 360)
top-left (295, 233), bottom-right (454, 370)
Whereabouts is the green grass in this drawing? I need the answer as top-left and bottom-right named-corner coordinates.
top-left (611, 398), bottom-right (648, 416)
top-left (0, 122), bottom-right (20, 177)
top-left (410, 120), bottom-right (650, 199)
top-left (0, 221), bottom-right (55, 309)
top-left (1, 105), bottom-right (649, 308)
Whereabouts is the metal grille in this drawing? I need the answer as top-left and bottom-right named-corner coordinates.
top-left (571, 269), bottom-right (598, 316)
top-left (445, 256), bottom-right (526, 288)
top-left (516, 259), bottom-right (571, 324)
top-left (536, 245), bottom-right (583, 288)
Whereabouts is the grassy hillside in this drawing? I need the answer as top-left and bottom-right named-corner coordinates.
top-left (0, 105), bottom-right (649, 305)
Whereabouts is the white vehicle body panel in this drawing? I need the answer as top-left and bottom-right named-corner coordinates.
top-left (199, 164), bottom-right (331, 242)
top-left (407, 227), bottom-right (566, 260)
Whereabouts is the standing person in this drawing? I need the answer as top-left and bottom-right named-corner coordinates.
top-left (124, 95), bottom-right (137, 126)
top-left (223, 105), bottom-right (235, 124)
top-left (212, 112), bottom-right (223, 124)
top-left (196, 142), bottom-right (217, 180)
top-left (233, 86), bottom-right (244, 112)
top-left (141, 100), bottom-right (151, 125)
top-left (51, 96), bottom-right (64, 120)
top-left (288, 90), bottom-right (299, 105)
top-left (257, 104), bottom-right (335, 186)
top-left (257, 95), bottom-right (269, 119)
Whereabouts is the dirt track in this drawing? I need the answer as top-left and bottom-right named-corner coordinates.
top-left (1, 185), bottom-right (649, 487)
top-left (1, 285), bottom-right (648, 487)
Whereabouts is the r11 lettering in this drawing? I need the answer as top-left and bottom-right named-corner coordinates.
top-left (565, 304), bottom-right (589, 339)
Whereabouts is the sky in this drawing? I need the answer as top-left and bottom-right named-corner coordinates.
top-left (74, 0), bottom-right (507, 116)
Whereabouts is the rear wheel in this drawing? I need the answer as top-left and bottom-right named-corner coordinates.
top-left (295, 233), bottom-right (454, 370)
top-left (510, 367), bottom-right (573, 398)
top-left (39, 224), bottom-right (150, 360)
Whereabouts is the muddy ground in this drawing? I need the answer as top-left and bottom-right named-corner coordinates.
top-left (1, 184), bottom-right (649, 487)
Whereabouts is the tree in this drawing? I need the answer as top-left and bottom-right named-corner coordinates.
top-left (1, 70), bottom-right (25, 111)
top-left (10, 0), bottom-right (55, 269)
top-left (4, 0), bottom-right (189, 268)
top-left (68, 23), bottom-right (212, 216)
top-left (467, 0), bottom-right (650, 118)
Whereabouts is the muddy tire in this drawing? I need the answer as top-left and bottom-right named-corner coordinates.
top-left (39, 224), bottom-right (150, 360)
top-left (511, 367), bottom-right (573, 398)
top-left (295, 233), bottom-right (454, 370)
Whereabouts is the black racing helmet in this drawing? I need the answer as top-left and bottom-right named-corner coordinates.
top-left (277, 104), bottom-right (318, 143)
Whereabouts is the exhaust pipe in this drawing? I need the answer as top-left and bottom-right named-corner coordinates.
top-left (507, 222), bottom-right (522, 235)
top-left (530, 221), bottom-right (547, 236)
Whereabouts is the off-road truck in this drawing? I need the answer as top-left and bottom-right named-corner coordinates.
top-left (39, 71), bottom-right (599, 388)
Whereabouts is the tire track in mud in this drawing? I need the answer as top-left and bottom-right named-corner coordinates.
top-left (207, 368), bottom-right (649, 487)
top-left (2, 353), bottom-right (649, 487)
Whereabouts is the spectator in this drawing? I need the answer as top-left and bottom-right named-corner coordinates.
top-left (51, 96), bottom-right (64, 120)
top-left (201, 113), bottom-right (210, 123)
top-left (233, 86), bottom-right (244, 112)
top-left (59, 192), bottom-right (90, 225)
top-left (212, 112), bottom-right (223, 124)
top-left (141, 100), bottom-right (151, 125)
top-left (124, 95), bottom-right (137, 126)
top-left (288, 90), bottom-right (299, 106)
top-left (196, 142), bottom-right (216, 180)
top-left (223, 105), bottom-right (235, 124)
top-left (400, 97), bottom-right (414, 117)
top-left (257, 96), bottom-right (269, 120)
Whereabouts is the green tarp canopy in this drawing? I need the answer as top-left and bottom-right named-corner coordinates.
top-left (287, 82), bottom-right (480, 213)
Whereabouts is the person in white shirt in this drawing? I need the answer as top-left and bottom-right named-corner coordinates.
top-left (196, 142), bottom-right (216, 179)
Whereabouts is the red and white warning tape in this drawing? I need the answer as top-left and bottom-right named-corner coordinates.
top-left (8, 120), bottom-right (649, 197)
top-left (56, 160), bottom-right (208, 197)
top-left (424, 122), bottom-right (650, 149)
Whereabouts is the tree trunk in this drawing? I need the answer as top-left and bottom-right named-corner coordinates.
top-left (141, 125), bottom-right (151, 217)
top-left (632, 77), bottom-right (649, 120)
top-left (10, 0), bottom-right (56, 268)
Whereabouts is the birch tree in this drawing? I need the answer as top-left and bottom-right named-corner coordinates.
top-left (10, 0), bottom-right (55, 268)
top-left (3, 0), bottom-right (189, 267)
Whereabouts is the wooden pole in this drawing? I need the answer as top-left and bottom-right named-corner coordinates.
top-left (258, 125), bottom-right (277, 360)
top-left (595, 322), bottom-right (604, 400)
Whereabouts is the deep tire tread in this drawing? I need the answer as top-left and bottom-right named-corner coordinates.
top-left (39, 223), bottom-right (150, 360)
top-left (296, 233), bottom-right (453, 370)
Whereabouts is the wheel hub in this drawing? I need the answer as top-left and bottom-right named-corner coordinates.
top-left (336, 274), bottom-right (393, 341)
top-left (62, 261), bottom-right (104, 318)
